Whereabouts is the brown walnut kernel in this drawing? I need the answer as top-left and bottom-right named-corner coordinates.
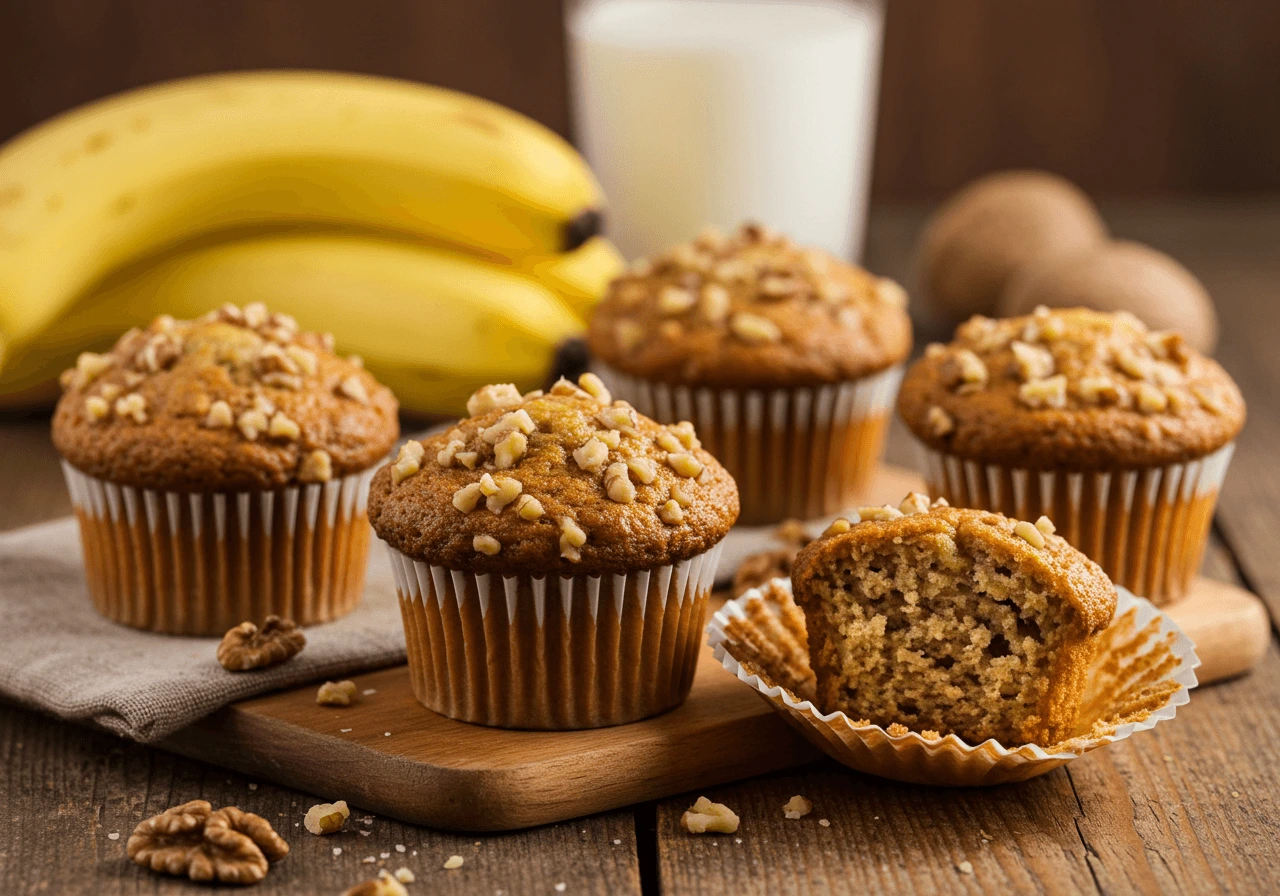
top-left (127, 801), bottom-right (289, 885)
top-left (217, 616), bottom-right (306, 671)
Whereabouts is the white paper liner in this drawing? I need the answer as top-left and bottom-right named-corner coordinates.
top-left (708, 578), bottom-right (1199, 786)
top-left (594, 362), bottom-right (903, 525)
top-left (61, 462), bottom-right (376, 635)
top-left (916, 441), bottom-right (1235, 605)
top-left (383, 541), bottom-right (724, 729)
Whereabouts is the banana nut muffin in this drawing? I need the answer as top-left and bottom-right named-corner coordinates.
top-left (52, 303), bottom-right (398, 634)
top-left (587, 222), bottom-right (913, 524)
top-left (791, 494), bottom-right (1117, 746)
top-left (897, 306), bottom-right (1243, 604)
top-left (368, 374), bottom-right (739, 728)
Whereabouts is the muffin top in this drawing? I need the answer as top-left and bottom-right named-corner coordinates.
top-left (367, 374), bottom-right (739, 575)
top-left (792, 493), bottom-right (1117, 634)
top-left (52, 303), bottom-right (399, 491)
top-left (897, 306), bottom-right (1245, 469)
top-left (586, 222), bottom-right (913, 388)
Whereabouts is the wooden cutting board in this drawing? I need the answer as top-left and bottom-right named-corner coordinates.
top-left (159, 465), bottom-right (1270, 832)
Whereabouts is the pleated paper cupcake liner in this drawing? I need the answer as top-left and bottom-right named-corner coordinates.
top-left (384, 542), bottom-right (724, 729)
top-left (62, 462), bottom-right (376, 636)
top-left (916, 441), bottom-right (1235, 605)
top-left (707, 578), bottom-right (1198, 786)
top-left (593, 363), bottom-right (903, 526)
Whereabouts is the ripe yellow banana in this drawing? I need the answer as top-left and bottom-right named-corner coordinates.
top-left (0, 70), bottom-right (603, 359)
top-left (5, 233), bottom-right (585, 416)
top-left (524, 236), bottom-right (625, 320)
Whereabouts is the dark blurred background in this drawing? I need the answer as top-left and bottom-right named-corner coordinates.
top-left (2, 0), bottom-right (1278, 200)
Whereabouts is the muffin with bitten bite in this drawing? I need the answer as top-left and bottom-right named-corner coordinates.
top-left (52, 303), bottom-right (399, 634)
top-left (790, 494), bottom-right (1116, 746)
top-left (897, 306), bottom-right (1244, 604)
top-left (367, 373), bottom-right (738, 729)
top-left (587, 222), bottom-right (912, 525)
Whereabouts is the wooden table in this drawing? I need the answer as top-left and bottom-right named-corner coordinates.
top-left (3, 201), bottom-right (1279, 895)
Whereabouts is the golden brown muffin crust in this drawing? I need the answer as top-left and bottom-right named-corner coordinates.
top-left (793, 501), bottom-right (1117, 634)
top-left (897, 306), bottom-right (1245, 469)
top-left (52, 304), bottom-right (399, 491)
top-left (586, 223), bottom-right (912, 388)
top-left (368, 376), bottom-right (740, 576)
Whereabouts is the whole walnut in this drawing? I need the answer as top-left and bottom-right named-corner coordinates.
top-left (217, 615), bottom-right (306, 671)
top-left (127, 802), bottom-right (289, 885)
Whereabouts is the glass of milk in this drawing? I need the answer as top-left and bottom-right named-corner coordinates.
top-left (567, 0), bottom-right (885, 262)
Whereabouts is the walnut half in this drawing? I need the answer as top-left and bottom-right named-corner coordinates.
top-left (127, 802), bottom-right (289, 885)
top-left (217, 616), bottom-right (306, 671)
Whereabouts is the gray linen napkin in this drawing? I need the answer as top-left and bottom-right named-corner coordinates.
top-left (0, 517), bottom-right (406, 743)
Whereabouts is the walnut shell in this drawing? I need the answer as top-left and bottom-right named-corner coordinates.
top-left (217, 615), bottom-right (306, 671)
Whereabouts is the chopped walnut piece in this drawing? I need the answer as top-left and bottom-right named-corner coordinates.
top-left (243, 302), bottom-right (270, 328)
top-left (855, 505), bottom-right (903, 521)
top-left (1192, 384), bottom-right (1226, 415)
top-left (99, 382), bottom-right (122, 402)
top-left (114, 392), bottom-right (148, 424)
top-left (699, 283), bottom-right (730, 322)
top-left (285, 345), bottom-right (317, 375)
top-left (657, 499), bottom-right (684, 525)
top-left (783, 795), bottom-right (813, 819)
top-left (666, 452), bottom-right (704, 478)
top-left (1011, 341), bottom-right (1054, 381)
top-left (515, 494), bottom-right (544, 521)
top-left (626, 457), bottom-right (658, 484)
top-left (204, 400), bottom-right (233, 429)
top-left (1077, 376), bottom-right (1126, 406)
top-left (443, 855), bottom-right (465, 870)
top-left (494, 430), bottom-right (528, 469)
top-left (669, 420), bottom-right (701, 450)
top-left (549, 376), bottom-right (590, 398)
top-left (670, 479), bottom-right (694, 507)
top-left (573, 437), bottom-right (610, 473)
top-left (681, 797), bottom-right (739, 834)
top-left (1147, 330), bottom-right (1189, 363)
top-left (658, 285), bottom-right (696, 315)
top-left (559, 517), bottom-right (587, 562)
top-left (942, 349), bottom-right (988, 392)
top-left (615, 320), bottom-right (647, 351)
top-left (303, 800), bottom-right (350, 835)
top-left (261, 372), bottom-right (303, 390)
top-left (1014, 519), bottom-right (1046, 548)
top-left (343, 874), bottom-right (410, 896)
top-left (1035, 515), bottom-right (1056, 536)
top-left (597, 404), bottom-right (640, 435)
top-left (474, 535), bottom-right (502, 556)
top-left (823, 518), bottom-right (853, 536)
top-left (479, 473), bottom-right (522, 513)
top-left (926, 405), bottom-right (954, 438)
top-left (436, 438), bottom-right (464, 468)
top-left (74, 351), bottom-right (114, 387)
top-left (393, 868), bottom-right (415, 884)
top-left (456, 451), bottom-right (480, 469)
top-left (85, 396), bottom-right (110, 421)
top-left (237, 408), bottom-right (268, 441)
top-left (604, 462), bottom-right (637, 504)
top-left (253, 394), bottom-right (276, 416)
top-left (268, 412), bottom-right (301, 440)
top-left (898, 492), bottom-right (932, 515)
top-left (256, 342), bottom-right (299, 377)
top-left (577, 372), bottom-right (611, 403)
top-left (338, 374), bottom-right (370, 405)
top-left (316, 680), bottom-right (358, 706)
top-left (874, 278), bottom-right (908, 307)
top-left (482, 409), bottom-right (536, 444)
top-left (136, 332), bottom-right (183, 373)
top-left (452, 482), bottom-right (483, 512)
top-left (466, 383), bottom-right (523, 417)
top-left (1135, 382), bottom-right (1169, 414)
top-left (597, 429), bottom-right (621, 449)
top-left (656, 431), bottom-right (683, 453)
top-left (1018, 375), bottom-right (1068, 410)
top-left (758, 274), bottom-right (803, 299)
top-left (730, 311), bottom-right (782, 344)
top-left (217, 616), bottom-right (306, 671)
top-left (393, 442), bottom-right (425, 484)
top-left (1114, 347), bottom-right (1154, 382)
top-left (298, 449), bottom-right (333, 483)
top-left (713, 258), bottom-right (753, 283)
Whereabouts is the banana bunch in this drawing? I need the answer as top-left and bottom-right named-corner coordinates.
top-left (0, 70), bottom-right (624, 415)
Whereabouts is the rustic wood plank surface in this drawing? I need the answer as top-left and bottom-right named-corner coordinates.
top-left (3, 201), bottom-right (1280, 894)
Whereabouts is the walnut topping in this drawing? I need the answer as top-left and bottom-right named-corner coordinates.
top-left (456, 451), bottom-right (480, 469)
top-left (657, 499), bottom-right (684, 525)
top-left (823, 518), bottom-right (853, 536)
top-left (666, 452), bottom-right (704, 478)
top-left (550, 376), bottom-right (591, 399)
top-left (253, 394), bottom-right (276, 416)
top-left (658, 285), bottom-right (695, 315)
top-left (494, 430), bottom-right (528, 469)
top-left (467, 383), bottom-right (522, 417)
top-left (626, 457), bottom-right (658, 484)
top-left (74, 351), bottom-right (114, 387)
top-left (578, 372), bottom-right (611, 403)
top-left (783, 795), bottom-right (813, 819)
top-left (925, 405), bottom-right (954, 438)
top-left (436, 439), bottom-right (464, 468)
top-left (260, 372), bottom-right (302, 390)
top-left (205, 400), bottom-right (234, 429)
top-left (1035, 515), bottom-right (1056, 536)
top-left (699, 283), bottom-right (730, 322)
top-left (615, 320), bottom-right (646, 351)
top-left (243, 302), bottom-right (270, 328)
top-left (392, 441), bottom-right (424, 484)
top-left (1135, 382), bottom-right (1169, 414)
top-left (303, 800), bottom-right (349, 835)
top-left (559, 517), bottom-right (587, 561)
top-left (604, 462), bottom-right (636, 504)
top-left (298, 449), bottom-right (333, 483)
top-left (898, 492), bottom-right (932, 515)
top-left (942, 348), bottom-right (988, 392)
top-left (656, 431), bottom-right (683, 453)
top-left (338, 374), bottom-right (370, 405)
top-left (758, 274), bottom-right (803, 299)
top-left (1113, 347), bottom-right (1154, 382)
top-left (99, 382), bottom-right (122, 402)
top-left (474, 535), bottom-right (502, 556)
top-left (216, 616), bottom-right (305, 671)
top-left (315, 680), bottom-right (357, 706)
top-left (681, 797), bottom-right (739, 834)
top-left (285, 345), bottom-right (317, 375)
top-left (1018, 375), bottom-right (1068, 409)
top-left (730, 311), bottom-right (782, 344)
top-left (255, 342), bottom-right (298, 377)
top-left (597, 404), bottom-right (639, 435)
top-left (268, 412), bottom-right (300, 440)
top-left (482, 409), bottom-right (536, 444)
top-left (573, 437), bottom-right (610, 473)
top-left (1011, 341), bottom-right (1055, 381)
top-left (479, 473), bottom-right (522, 513)
top-left (85, 396), bottom-right (110, 421)
top-left (1192, 384), bottom-right (1226, 415)
top-left (515, 494), bottom-right (544, 520)
top-left (136, 332), bottom-right (183, 372)
top-left (597, 429), bottom-right (621, 449)
top-left (1077, 376), bottom-right (1126, 407)
top-left (452, 482), bottom-right (483, 512)
top-left (668, 420), bottom-right (701, 450)
top-left (857, 505), bottom-right (904, 521)
top-left (670, 479), bottom-right (694, 507)
top-left (114, 392), bottom-right (147, 424)
top-left (237, 409), bottom-right (267, 440)
top-left (1014, 519), bottom-right (1046, 548)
